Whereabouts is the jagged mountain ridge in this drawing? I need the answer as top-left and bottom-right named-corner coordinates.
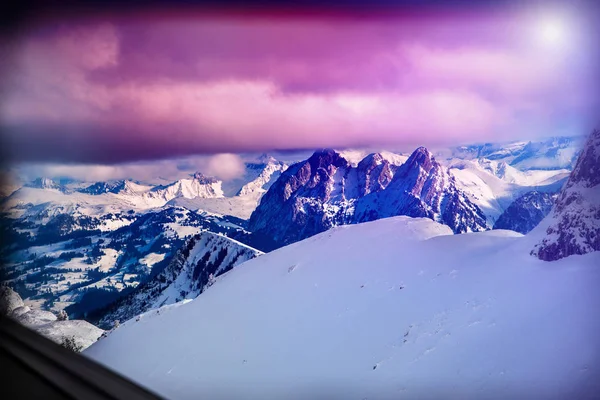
top-left (532, 129), bottom-right (600, 261)
top-left (95, 231), bottom-right (262, 328)
top-left (249, 147), bottom-right (487, 246)
top-left (354, 147), bottom-right (488, 234)
top-left (247, 149), bottom-right (402, 245)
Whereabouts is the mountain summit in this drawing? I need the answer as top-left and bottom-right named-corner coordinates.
top-left (532, 128), bottom-right (600, 261)
top-left (353, 146), bottom-right (488, 233)
top-left (249, 147), bottom-right (487, 246)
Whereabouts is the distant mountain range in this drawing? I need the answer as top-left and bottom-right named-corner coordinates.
top-left (0, 136), bottom-right (587, 324)
top-left (444, 135), bottom-right (583, 170)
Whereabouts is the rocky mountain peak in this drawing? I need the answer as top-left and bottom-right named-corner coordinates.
top-left (358, 152), bottom-right (384, 168)
top-left (192, 172), bottom-right (218, 184)
top-left (250, 145), bottom-right (487, 245)
top-left (565, 128), bottom-right (600, 188)
top-left (308, 148), bottom-right (349, 170)
top-left (398, 146), bottom-right (435, 175)
top-left (258, 153), bottom-right (278, 165)
top-left (531, 128), bottom-right (600, 261)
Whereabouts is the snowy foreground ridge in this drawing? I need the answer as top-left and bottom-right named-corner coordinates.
top-left (0, 286), bottom-right (103, 350)
top-left (85, 216), bottom-right (600, 400)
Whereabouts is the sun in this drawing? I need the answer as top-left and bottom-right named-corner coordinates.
top-left (536, 15), bottom-right (569, 48)
top-left (540, 19), bottom-right (563, 42)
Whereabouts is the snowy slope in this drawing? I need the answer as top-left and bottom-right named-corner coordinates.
top-left (85, 216), bottom-right (600, 400)
top-left (447, 159), bottom-right (568, 223)
top-left (168, 194), bottom-right (263, 220)
top-left (95, 231), bottom-right (262, 328)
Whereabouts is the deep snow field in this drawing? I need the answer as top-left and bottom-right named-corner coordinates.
top-left (85, 216), bottom-right (600, 400)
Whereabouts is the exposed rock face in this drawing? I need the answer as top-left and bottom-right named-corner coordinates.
top-left (248, 149), bottom-right (354, 245)
top-left (249, 147), bottom-right (487, 246)
top-left (192, 172), bottom-right (219, 185)
top-left (356, 153), bottom-right (396, 197)
top-left (532, 129), bottom-right (600, 261)
top-left (0, 285), bottom-right (24, 315)
top-left (494, 191), bottom-right (557, 234)
top-left (354, 147), bottom-right (488, 234)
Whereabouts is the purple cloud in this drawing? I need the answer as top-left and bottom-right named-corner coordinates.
top-left (1, 3), bottom-right (597, 164)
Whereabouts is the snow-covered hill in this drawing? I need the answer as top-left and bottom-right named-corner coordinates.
top-left (95, 231), bottom-right (262, 328)
top-left (532, 129), bottom-right (600, 261)
top-left (85, 216), bottom-right (600, 400)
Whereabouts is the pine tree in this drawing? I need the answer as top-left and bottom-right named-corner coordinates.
top-left (61, 336), bottom-right (82, 352)
top-left (57, 310), bottom-right (68, 321)
top-left (207, 273), bottom-right (216, 287)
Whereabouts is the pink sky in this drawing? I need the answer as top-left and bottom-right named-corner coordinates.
top-left (1, 2), bottom-right (598, 164)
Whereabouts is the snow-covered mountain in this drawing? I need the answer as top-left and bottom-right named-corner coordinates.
top-left (353, 147), bottom-right (488, 234)
top-left (444, 135), bottom-right (583, 170)
top-left (1, 286), bottom-right (103, 351)
top-left (146, 172), bottom-right (224, 201)
top-left (1, 141), bottom-right (588, 338)
top-left (176, 157), bottom-right (288, 219)
top-left (493, 191), bottom-right (557, 234)
top-left (95, 232), bottom-right (262, 328)
top-left (237, 156), bottom-right (287, 197)
top-left (85, 216), bottom-right (600, 400)
top-left (25, 177), bottom-right (64, 191)
top-left (78, 173), bottom-right (225, 209)
top-left (249, 147), bottom-right (487, 246)
top-left (447, 158), bottom-right (568, 223)
top-left (78, 180), bottom-right (152, 196)
top-left (248, 149), bottom-right (404, 245)
top-left (0, 205), bottom-right (262, 320)
top-left (532, 129), bottom-right (600, 261)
